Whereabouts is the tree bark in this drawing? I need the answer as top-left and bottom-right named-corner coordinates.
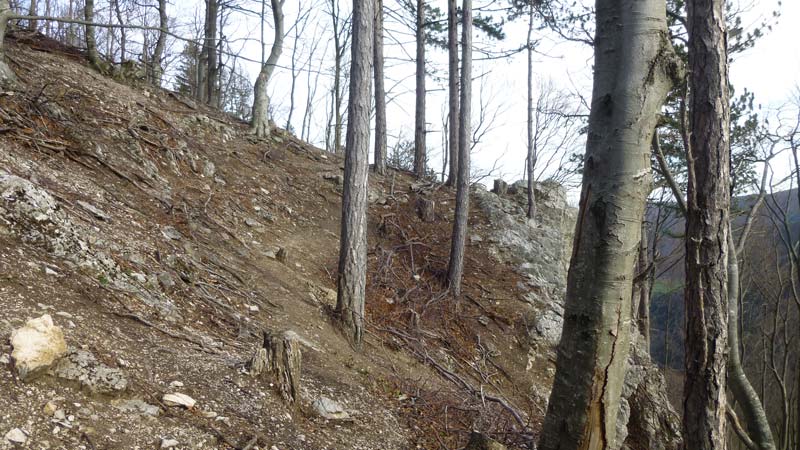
top-left (413, 0), bottom-right (426, 178)
top-left (537, 0), bottom-right (681, 447)
top-left (373, 0), bottom-right (387, 175)
top-left (445, 0), bottom-right (472, 297)
top-left (728, 228), bottom-right (777, 450)
top-left (249, 331), bottom-right (301, 404)
top-left (445, 0), bottom-right (458, 187)
top-left (525, 5), bottom-right (535, 221)
top-left (683, 0), bottom-right (731, 447)
top-left (201, 0), bottom-right (218, 105)
top-left (637, 220), bottom-right (651, 351)
top-left (250, 0), bottom-right (284, 138)
top-left (83, 0), bottom-right (103, 72)
top-left (150, 0), bottom-right (167, 86)
top-left (26, 0), bottom-right (36, 31)
top-left (336, 0), bottom-right (373, 348)
top-left (0, 0), bottom-right (15, 85)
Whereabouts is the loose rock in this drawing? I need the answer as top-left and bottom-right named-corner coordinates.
top-left (4, 428), bottom-right (27, 444)
top-left (312, 397), bottom-right (349, 420)
top-left (162, 393), bottom-right (196, 409)
top-left (10, 314), bottom-right (68, 380)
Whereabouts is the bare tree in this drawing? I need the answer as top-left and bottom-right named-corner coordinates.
top-left (445, 0), bottom-right (458, 186)
top-left (250, 0), bottom-right (285, 138)
top-left (373, 0), bottom-right (387, 175)
top-left (0, 0), bottom-right (14, 84)
top-left (446, 0), bottom-right (472, 296)
top-left (326, 0), bottom-right (349, 154)
top-left (84, 0), bottom-right (104, 71)
top-left (336, 0), bottom-right (373, 347)
top-left (413, 0), bottom-right (426, 178)
top-left (683, 0), bottom-right (732, 447)
top-left (26, 0), bottom-right (37, 30)
top-left (537, 0), bottom-right (681, 447)
top-left (150, 0), bottom-right (168, 85)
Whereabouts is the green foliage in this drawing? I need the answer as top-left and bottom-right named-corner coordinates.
top-left (173, 41), bottom-right (200, 98)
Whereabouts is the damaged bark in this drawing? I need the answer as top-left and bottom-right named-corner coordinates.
top-left (537, 0), bottom-right (682, 447)
top-left (249, 331), bottom-right (301, 403)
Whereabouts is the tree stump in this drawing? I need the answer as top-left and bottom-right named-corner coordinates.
top-left (492, 179), bottom-right (508, 195)
top-left (276, 246), bottom-right (288, 264)
top-left (249, 331), bottom-right (301, 404)
top-left (415, 197), bottom-right (436, 222)
top-left (463, 432), bottom-right (506, 450)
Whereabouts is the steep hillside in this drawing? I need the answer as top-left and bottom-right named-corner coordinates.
top-left (1, 35), bottom-right (678, 450)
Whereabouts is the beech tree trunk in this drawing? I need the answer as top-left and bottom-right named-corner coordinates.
top-left (413, 0), bottom-right (426, 178)
top-left (445, 0), bottom-right (472, 296)
top-left (683, 0), bottom-right (731, 447)
top-left (373, 0), bottom-right (387, 175)
top-left (150, 0), bottom-right (167, 86)
top-left (445, 0), bottom-right (458, 187)
top-left (525, 5), bottom-right (535, 221)
top-left (0, 0), bottom-right (15, 85)
top-left (83, 0), bottom-right (102, 71)
top-left (537, 0), bottom-right (681, 447)
top-left (336, 0), bottom-right (373, 348)
top-left (250, 0), bottom-right (284, 138)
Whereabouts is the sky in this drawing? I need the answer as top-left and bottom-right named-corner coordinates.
top-left (173, 0), bottom-right (800, 199)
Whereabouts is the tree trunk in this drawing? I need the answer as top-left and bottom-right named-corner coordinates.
top-left (26, 0), bottom-right (36, 31)
top-left (112, 0), bottom-right (126, 61)
top-left (150, 0), bottom-right (167, 86)
top-left (202, 0), bottom-right (218, 106)
top-left (446, 0), bottom-right (472, 297)
top-left (0, 0), bottom-right (15, 85)
top-left (537, 0), bottom-right (681, 447)
top-left (249, 331), bottom-right (301, 404)
top-left (83, 0), bottom-right (103, 72)
top-left (683, 0), bottom-right (731, 447)
top-left (728, 229), bottom-right (777, 450)
top-left (413, 0), bottom-right (426, 178)
top-left (373, 0), bottom-right (387, 175)
top-left (525, 5), bottom-right (536, 221)
top-left (336, 0), bottom-right (373, 348)
top-left (445, 0), bottom-right (458, 187)
top-left (250, 0), bottom-right (284, 138)
top-left (637, 220), bottom-right (651, 350)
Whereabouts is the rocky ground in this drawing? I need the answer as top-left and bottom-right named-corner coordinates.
top-left (1, 34), bottom-right (678, 450)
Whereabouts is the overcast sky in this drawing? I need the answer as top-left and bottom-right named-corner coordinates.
top-left (176, 0), bottom-right (799, 198)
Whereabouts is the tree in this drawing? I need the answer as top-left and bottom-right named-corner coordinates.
top-left (336, 0), bottom-right (373, 347)
top-left (326, 0), bottom-right (349, 154)
top-left (373, 0), bottom-right (387, 175)
top-left (413, 0), bottom-right (426, 178)
top-left (84, 0), bottom-right (104, 72)
top-left (537, 0), bottom-right (681, 448)
top-left (0, 0), bottom-right (15, 85)
top-left (250, 0), bottom-right (285, 138)
top-left (525, 2), bottom-right (535, 220)
top-left (445, 0), bottom-right (472, 296)
top-left (445, 0), bottom-right (458, 186)
top-left (683, 0), bottom-right (731, 447)
top-left (199, 0), bottom-right (219, 105)
top-left (150, 0), bottom-right (168, 86)
top-left (27, 0), bottom-right (37, 31)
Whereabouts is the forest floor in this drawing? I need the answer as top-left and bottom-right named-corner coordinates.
top-left (0, 33), bottom-right (561, 449)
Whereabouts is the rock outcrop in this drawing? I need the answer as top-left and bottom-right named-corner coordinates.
top-left (476, 179), bottom-right (681, 450)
